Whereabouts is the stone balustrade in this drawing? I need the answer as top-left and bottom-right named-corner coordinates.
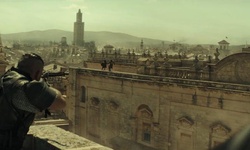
top-left (73, 68), bottom-right (250, 92)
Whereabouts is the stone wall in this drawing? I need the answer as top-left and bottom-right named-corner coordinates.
top-left (67, 68), bottom-right (250, 150)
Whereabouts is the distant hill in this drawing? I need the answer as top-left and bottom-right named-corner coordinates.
top-left (2, 29), bottom-right (245, 52)
top-left (1, 29), bottom-right (172, 48)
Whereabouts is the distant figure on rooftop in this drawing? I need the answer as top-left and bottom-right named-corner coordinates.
top-left (0, 53), bottom-right (66, 150)
top-left (108, 60), bottom-right (115, 71)
top-left (101, 60), bottom-right (107, 70)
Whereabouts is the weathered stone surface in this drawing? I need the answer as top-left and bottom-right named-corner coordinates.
top-left (28, 125), bottom-right (112, 150)
top-left (67, 67), bottom-right (250, 150)
top-left (66, 53), bottom-right (250, 150)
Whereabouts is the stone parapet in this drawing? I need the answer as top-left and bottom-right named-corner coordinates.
top-left (25, 125), bottom-right (112, 150)
top-left (72, 68), bottom-right (250, 93)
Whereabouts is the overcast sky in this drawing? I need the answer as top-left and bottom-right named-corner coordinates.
top-left (0, 0), bottom-right (249, 45)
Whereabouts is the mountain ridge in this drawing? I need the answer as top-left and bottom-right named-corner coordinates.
top-left (1, 29), bottom-right (246, 52)
top-left (1, 29), bottom-right (172, 48)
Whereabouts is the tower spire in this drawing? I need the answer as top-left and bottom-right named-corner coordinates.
top-left (76, 9), bottom-right (82, 22)
top-left (73, 9), bottom-right (84, 46)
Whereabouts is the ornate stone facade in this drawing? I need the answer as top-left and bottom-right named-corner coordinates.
top-left (66, 53), bottom-right (250, 150)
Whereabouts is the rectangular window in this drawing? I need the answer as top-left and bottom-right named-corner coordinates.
top-left (142, 123), bottom-right (151, 142)
top-left (143, 132), bottom-right (151, 142)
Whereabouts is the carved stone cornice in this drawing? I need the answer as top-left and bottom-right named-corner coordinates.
top-left (177, 116), bottom-right (194, 129)
top-left (108, 101), bottom-right (119, 111)
top-left (90, 97), bottom-right (100, 106)
top-left (210, 123), bottom-right (230, 137)
top-left (74, 68), bottom-right (250, 92)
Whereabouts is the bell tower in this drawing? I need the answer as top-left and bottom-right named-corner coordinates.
top-left (73, 9), bottom-right (84, 46)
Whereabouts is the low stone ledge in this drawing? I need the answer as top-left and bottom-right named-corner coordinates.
top-left (26, 125), bottom-right (112, 150)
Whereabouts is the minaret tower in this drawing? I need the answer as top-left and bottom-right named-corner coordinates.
top-left (73, 9), bottom-right (84, 46)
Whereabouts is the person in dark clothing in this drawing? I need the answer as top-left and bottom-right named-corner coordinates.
top-left (101, 60), bottom-right (107, 70)
top-left (0, 53), bottom-right (66, 150)
top-left (108, 60), bottom-right (114, 71)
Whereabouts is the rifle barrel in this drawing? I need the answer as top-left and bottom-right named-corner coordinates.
top-left (42, 72), bottom-right (69, 78)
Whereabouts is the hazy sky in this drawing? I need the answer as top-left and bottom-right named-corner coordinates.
top-left (0, 0), bottom-right (249, 45)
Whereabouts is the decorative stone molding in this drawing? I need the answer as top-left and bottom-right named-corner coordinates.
top-left (211, 123), bottom-right (230, 137)
top-left (141, 109), bottom-right (153, 119)
top-left (90, 97), bottom-right (100, 106)
top-left (77, 68), bottom-right (250, 92)
top-left (108, 101), bottom-right (119, 111)
top-left (137, 104), bottom-right (153, 119)
top-left (177, 116), bottom-right (194, 128)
